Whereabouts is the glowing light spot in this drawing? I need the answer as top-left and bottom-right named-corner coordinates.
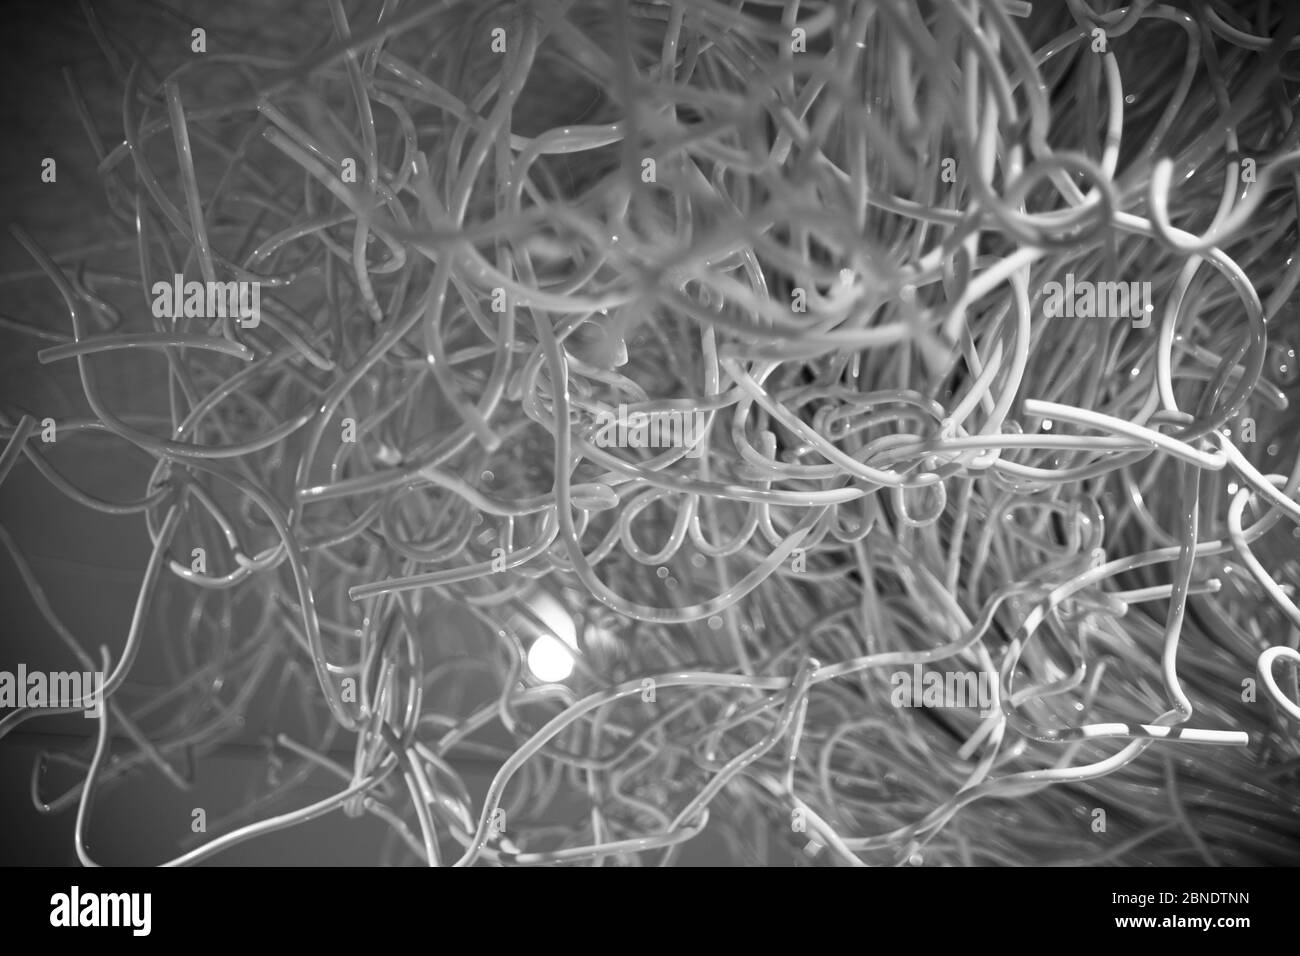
top-left (527, 634), bottom-right (575, 682)
top-left (525, 591), bottom-right (580, 682)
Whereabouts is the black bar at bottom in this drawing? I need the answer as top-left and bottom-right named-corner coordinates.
top-left (0, 865), bottom-right (1281, 943)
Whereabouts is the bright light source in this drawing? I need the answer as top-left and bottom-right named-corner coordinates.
top-left (527, 633), bottom-right (575, 682)
top-left (524, 591), bottom-right (580, 682)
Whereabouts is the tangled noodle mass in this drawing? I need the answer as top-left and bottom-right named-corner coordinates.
top-left (1, 0), bottom-right (1299, 865)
